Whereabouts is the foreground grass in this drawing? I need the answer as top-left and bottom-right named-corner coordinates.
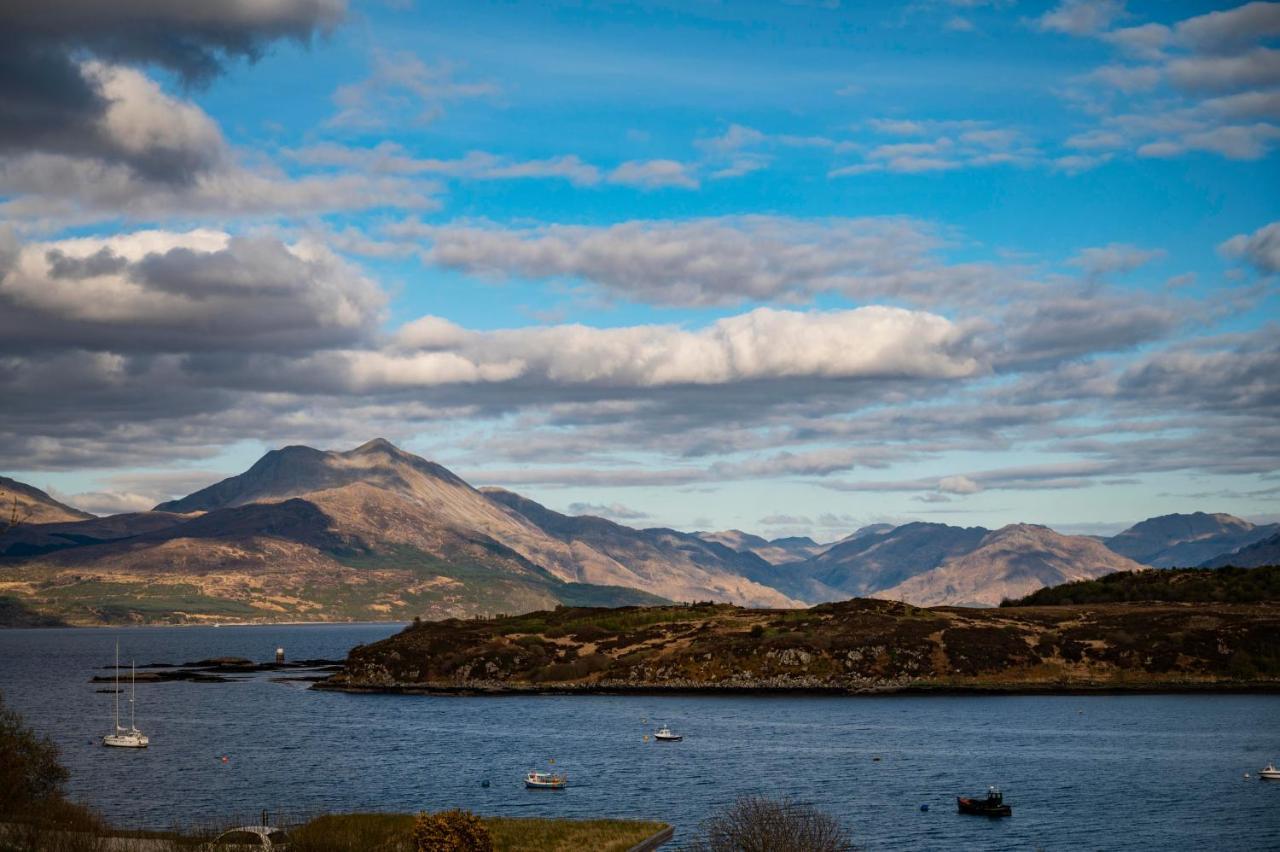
top-left (290, 813), bottom-right (667, 852)
top-left (1, 811), bottom-right (669, 852)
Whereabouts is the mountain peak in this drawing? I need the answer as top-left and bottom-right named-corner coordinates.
top-left (349, 437), bottom-right (401, 456)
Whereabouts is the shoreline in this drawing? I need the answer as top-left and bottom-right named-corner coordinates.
top-left (312, 679), bottom-right (1280, 698)
top-left (1, 619), bottom-right (410, 630)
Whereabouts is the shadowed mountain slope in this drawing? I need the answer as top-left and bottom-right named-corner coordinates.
top-left (876, 524), bottom-right (1146, 607)
top-left (1103, 512), bottom-right (1278, 568)
top-left (801, 522), bottom-right (989, 600)
top-left (1201, 532), bottom-right (1280, 568)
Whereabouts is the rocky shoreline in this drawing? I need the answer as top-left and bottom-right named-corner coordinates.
top-left (313, 675), bottom-right (1280, 697)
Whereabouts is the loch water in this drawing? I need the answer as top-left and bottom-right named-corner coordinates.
top-left (2, 624), bottom-right (1278, 850)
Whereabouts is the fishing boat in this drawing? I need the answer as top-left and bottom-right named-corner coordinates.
top-left (1261, 763), bottom-right (1280, 780)
top-left (957, 786), bottom-right (1011, 817)
top-left (103, 642), bottom-right (149, 748)
top-left (525, 770), bottom-right (567, 789)
top-left (653, 725), bottom-right (683, 742)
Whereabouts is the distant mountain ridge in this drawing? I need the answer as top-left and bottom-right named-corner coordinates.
top-left (1103, 512), bottom-right (1278, 568)
top-left (1, 441), bottom-right (1276, 624)
top-left (1201, 532), bottom-right (1280, 569)
top-left (875, 523), bottom-right (1144, 607)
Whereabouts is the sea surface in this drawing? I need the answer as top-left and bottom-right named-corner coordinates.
top-left (1, 624), bottom-right (1278, 850)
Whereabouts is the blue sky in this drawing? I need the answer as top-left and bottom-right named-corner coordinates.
top-left (1, 0), bottom-right (1277, 538)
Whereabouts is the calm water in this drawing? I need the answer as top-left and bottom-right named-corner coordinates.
top-left (1, 624), bottom-right (1278, 850)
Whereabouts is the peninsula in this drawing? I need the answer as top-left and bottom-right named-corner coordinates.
top-left (319, 577), bottom-right (1280, 696)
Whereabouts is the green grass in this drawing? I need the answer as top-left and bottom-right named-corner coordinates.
top-left (31, 580), bottom-right (261, 621)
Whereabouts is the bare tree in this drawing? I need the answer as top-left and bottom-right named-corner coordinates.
top-left (683, 795), bottom-right (854, 852)
top-left (2, 493), bottom-right (33, 537)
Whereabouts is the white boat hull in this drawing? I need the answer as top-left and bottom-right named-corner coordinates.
top-left (654, 734), bottom-right (683, 741)
top-left (1260, 771), bottom-right (1280, 780)
top-left (103, 732), bottom-right (149, 748)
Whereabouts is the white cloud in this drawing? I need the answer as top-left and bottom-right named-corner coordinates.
top-left (362, 306), bottom-right (983, 391)
top-left (1175, 2), bottom-right (1280, 54)
top-left (1069, 243), bottom-right (1165, 276)
top-left (329, 51), bottom-right (497, 128)
top-left (1220, 220), bottom-right (1280, 274)
top-left (1036, 0), bottom-right (1125, 36)
top-left (1167, 47), bottom-right (1280, 94)
top-left (0, 229), bottom-right (385, 352)
top-left (938, 474), bottom-right (982, 494)
top-left (1086, 63), bottom-right (1161, 93)
top-left (402, 216), bottom-right (1020, 308)
top-left (293, 142), bottom-right (603, 186)
top-left (607, 159), bottom-right (700, 189)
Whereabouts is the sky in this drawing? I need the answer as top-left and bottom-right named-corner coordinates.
top-left (1, 0), bottom-right (1278, 540)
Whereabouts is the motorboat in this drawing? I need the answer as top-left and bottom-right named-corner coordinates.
top-left (103, 642), bottom-right (149, 749)
top-left (1260, 763), bottom-right (1280, 780)
top-left (957, 786), bottom-right (1011, 817)
top-left (653, 725), bottom-right (683, 742)
top-left (525, 770), bottom-right (567, 789)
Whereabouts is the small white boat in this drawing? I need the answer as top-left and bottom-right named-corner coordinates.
top-left (653, 725), bottom-right (683, 742)
top-left (1260, 763), bottom-right (1280, 780)
top-left (103, 642), bottom-right (149, 749)
top-left (525, 770), bottom-right (567, 789)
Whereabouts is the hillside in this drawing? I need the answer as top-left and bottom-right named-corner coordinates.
top-left (1003, 565), bottom-right (1280, 607)
top-left (0, 476), bottom-right (93, 525)
top-left (483, 490), bottom-right (799, 607)
top-left (321, 598), bottom-right (1280, 694)
top-left (1103, 512), bottom-right (1278, 568)
top-left (0, 442), bottom-right (675, 625)
top-left (875, 524), bottom-right (1145, 607)
top-left (1201, 532), bottom-right (1280, 568)
top-left (801, 522), bottom-right (987, 600)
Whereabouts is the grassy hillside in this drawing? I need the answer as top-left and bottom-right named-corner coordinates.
top-left (1001, 565), bottom-right (1280, 607)
top-left (324, 597), bottom-right (1280, 694)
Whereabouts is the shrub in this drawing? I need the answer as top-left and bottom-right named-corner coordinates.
top-left (0, 690), bottom-right (70, 815)
top-left (412, 809), bottom-right (492, 852)
top-left (684, 796), bottom-right (853, 852)
top-left (749, 624), bottom-right (765, 638)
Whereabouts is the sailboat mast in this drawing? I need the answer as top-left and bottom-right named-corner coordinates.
top-left (114, 640), bottom-right (120, 733)
top-left (130, 660), bottom-right (136, 731)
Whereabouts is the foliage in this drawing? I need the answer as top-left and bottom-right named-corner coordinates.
top-left (0, 690), bottom-right (69, 815)
top-left (1002, 565), bottom-right (1280, 607)
top-left (281, 813), bottom-right (665, 852)
top-left (412, 809), bottom-right (492, 852)
top-left (683, 796), bottom-right (853, 852)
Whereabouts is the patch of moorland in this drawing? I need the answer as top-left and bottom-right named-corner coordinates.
top-left (1, 541), bottom-right (666, 626)
top-left (324, 596), bottom-right (1280, 693)
top-left (1002, 565), bottom-right (1280, 607)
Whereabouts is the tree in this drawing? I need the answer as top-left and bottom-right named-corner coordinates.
top-left (2, 493), bottom-right (33, 536)
top-left (685, 795), bottom-right (854, 852)
top-left (0, 690), bottom-right (70, 814)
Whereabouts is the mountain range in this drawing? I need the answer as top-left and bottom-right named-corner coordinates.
top-left (0, 439), bottom-right (1275, 624)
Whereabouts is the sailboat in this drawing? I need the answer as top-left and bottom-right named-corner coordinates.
top-left (103, 641), bottom-right (149, 748)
